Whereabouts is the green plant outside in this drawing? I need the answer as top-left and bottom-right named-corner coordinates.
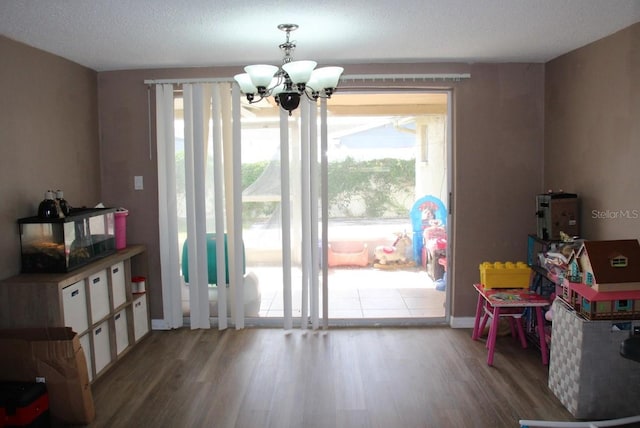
top-left (175, 153), bottom-right (415, 223)
top-left (243, 157), bottom-right (414, 222)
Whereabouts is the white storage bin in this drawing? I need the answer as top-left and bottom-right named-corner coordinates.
top-left (114, 309), bottom-right (129, 356)
top-left (111, 261), bottom-right (126, 309)
top-left (93, 320), bottom-right (111, 375)
top-left (79, 333), bottom-right (93, 382)
top-left (62, 280), bottom-right (88, 334)
top-left (133, 294), bottom-right (149, 342)
top-left (89, 269), bottom-right (109, 323)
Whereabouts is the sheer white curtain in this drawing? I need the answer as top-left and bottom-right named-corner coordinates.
top-left (156, 82), bottom-right (243, 330)
top-left (156, 84), bottom-right (182, 330)
top-left (182, 83), bottom-right (212, 329)
top-left (155, 80), bottom-right (326, 330)
top-left (284, 97), bottom-right (324, 329)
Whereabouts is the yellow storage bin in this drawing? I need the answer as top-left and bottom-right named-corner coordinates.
top-left (479, 261), bottom-right (531, 289)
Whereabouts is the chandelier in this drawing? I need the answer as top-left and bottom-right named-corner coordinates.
top-left (234, 24), bottom-right (344, 116)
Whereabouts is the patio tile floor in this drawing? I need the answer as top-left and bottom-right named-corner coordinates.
top-left (254, 266), bottom-right (446, 319)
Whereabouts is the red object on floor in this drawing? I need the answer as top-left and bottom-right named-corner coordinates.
top-left (0, 381), bottom-right (50, 427)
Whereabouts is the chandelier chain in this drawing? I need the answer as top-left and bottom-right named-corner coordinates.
top-left (278, 24), bottom-right (297, 64)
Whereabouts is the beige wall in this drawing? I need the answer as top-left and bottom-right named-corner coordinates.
top-left (98, 62), bottom-right (545, 320)
top-left (0, 36), bottom-right (101, 279)
top-left (545, 23), bottom-right (640, 241)
top-left (451, 63), bottom-right (544, 318)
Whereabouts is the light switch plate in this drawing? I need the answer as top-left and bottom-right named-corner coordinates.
top-left (134, 176), bottom-right (144, 190)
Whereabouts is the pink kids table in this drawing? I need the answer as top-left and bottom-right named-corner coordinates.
top-left (472, 283), bottom-right (550, 366)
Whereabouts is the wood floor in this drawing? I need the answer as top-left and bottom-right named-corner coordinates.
top-left (87, 327), bottom-right (577, 428)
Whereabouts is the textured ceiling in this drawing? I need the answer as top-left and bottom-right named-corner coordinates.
top-left (1, 0), bottom-right (639, 72)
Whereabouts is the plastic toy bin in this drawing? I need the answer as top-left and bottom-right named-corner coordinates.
top-left (479, 261), bottom-right (531, 289)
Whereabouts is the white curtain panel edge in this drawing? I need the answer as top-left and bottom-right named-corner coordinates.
top-left (156, 83), bottom-right (184, 329)
top-left (212, 83), bottom-right (228, 329)
top-left (183, 84), bottom-right (211, 329)
top-left (231, 83), bottom-right (245, 329)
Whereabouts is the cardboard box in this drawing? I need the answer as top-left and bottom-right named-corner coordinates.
top-left (0, 327), bottom-right (95, 425)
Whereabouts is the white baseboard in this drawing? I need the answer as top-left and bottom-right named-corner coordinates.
top-left (153, 317), bottom-right (475, 329)
top-left (449, 316), bottom-right (475, 329)
top-left (152, 319), bottom-right (172, 330)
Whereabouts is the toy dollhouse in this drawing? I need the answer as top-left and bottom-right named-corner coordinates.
top-left (564, 239), bottom-right (640, 320)
top-left (567, 240), bottom-right (640, 292)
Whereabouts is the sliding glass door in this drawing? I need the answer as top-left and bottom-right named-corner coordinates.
top-left (163, 84), bottom-right (451, 328)
top-left (242, 91), bottom-right (451, 324)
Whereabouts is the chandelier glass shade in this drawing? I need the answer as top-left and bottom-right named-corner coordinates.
top-left (234, 24), bottom-right (344, 115)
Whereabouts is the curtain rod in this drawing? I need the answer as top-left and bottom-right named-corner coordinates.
top-left (342, 73), bottom-right (470, 81)
top-left (144, 77), bottom-right (233, 84)
top-left (143, 73), bottom-right (471, 85)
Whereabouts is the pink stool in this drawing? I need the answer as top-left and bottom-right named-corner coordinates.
top-left (479, 304), bottom-right (528, 354)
